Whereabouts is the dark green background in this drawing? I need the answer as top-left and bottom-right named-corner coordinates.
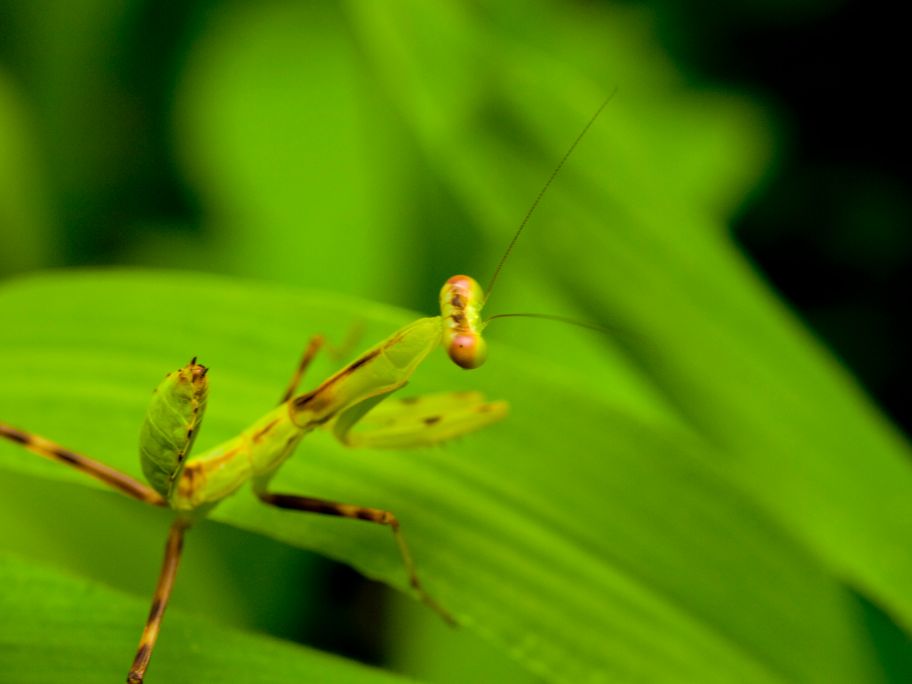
top-left (1, 1), bottom-right (909, 682)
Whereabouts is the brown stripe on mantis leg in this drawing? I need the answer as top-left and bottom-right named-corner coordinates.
top-left (127, 518), bottom-right (191, 684)
top-left (0, 422), bottom-right (166, 506)
top-left (277, 335), bottom-right (325, 405)
top-left (256, 490), bottom-right (456, 626)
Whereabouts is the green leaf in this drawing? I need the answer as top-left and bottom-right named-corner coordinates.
top-left (0, 270), bottom-right (902, 683)
top-left (0, 69), bottom-right (52, 275)
top-left (173, 1), bottom-right (414, 301)
top-left (0, 551), bottom-right (410, 684)
top-left (342, 0), bottom-right (912, 645)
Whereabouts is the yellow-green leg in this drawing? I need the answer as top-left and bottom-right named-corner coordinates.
top-left (0, 422), bottom-right (165, 505)
top-left (277, 335), bottom-right (325, 405)
top-left (127, 518), bottom-right (190, 684)
top-left (256, 490), bottom-right (456, 625)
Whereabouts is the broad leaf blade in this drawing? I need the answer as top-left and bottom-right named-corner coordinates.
top-left (0, 270), bottom-right (898, 683)
top-left (342, 0), bottom-right (912, 641)
top-left (0, 552), bottom-right (411, 684)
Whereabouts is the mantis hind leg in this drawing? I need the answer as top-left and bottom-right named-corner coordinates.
top-left (325, 321), bottom-right (366, 364)
top-left (127, 518), bottom-right (189, 683)
top-left (333, 390), bottom-right (509, 449)
top-left (277, 326), bottom-right (367, 406)
top-left (255, 489), bottom-right (456, 626)
top-left (277, 335), bottom-right (324, 405)
top-left (0, 422), bottom-right (165, 506)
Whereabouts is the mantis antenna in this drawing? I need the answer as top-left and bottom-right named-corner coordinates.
top-left (485, 312), bottom-right (609, 334)
top-left (441, 90), bottom-right (618, 369)
top-left (484, 88), bottom-right (618, 303)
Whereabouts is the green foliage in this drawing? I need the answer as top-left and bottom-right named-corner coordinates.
top-left (1, 1), bottom-right (911, 683)
top-left (0, 71), bottom-right (51, 274)
top-left (0, 271), bottom-right (909, 683)
top-left (0, 552), bottom-right (408, 684)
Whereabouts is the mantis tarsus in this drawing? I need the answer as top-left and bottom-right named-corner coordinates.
top-left (0, 96), bottom-right (611, 683)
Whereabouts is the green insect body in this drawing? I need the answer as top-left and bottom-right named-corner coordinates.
top-left (1, 295), bottom-right (505, 683)
top-left (0, 198), bottom-right (587, 684)
top-left (1, 97), bottom-right (609, 682)
top-left (139, 360), bottom-right (209, 501)
top-left (164, 315), bottom-right (503, 515)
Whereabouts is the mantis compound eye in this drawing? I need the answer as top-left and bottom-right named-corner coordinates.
top-left (447, 332), bottom-right (488, 369)
top-left (440, 275), bottom-right (488, 369)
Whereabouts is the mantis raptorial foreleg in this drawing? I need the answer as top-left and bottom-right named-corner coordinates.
top-left (127, 518), bottom-right (190, 684)
top-left (254, 488), bottom-right (455, 625)
top-left (334, 390), bottom-right (508, 449)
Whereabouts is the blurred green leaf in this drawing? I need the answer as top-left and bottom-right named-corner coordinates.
top-left (174, 2), bottom-right (415, 301)
top-left (0, 551), bottom-right (410, 684)
top-left (0, 270), bottom-right (902, 683)
top-left (1, 3), bottom-right (910, 683)
top-left (0, 69), bottom-right (53, 274)
top-left (343, 0), bottom-right (912, 642)
top-left (0, 466), bottom-right (324, 642)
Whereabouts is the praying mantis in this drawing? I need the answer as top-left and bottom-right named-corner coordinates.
top-left (0, 97), bottom-right (611, 683)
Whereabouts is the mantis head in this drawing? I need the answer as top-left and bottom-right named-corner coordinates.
top-left (437, 95), bottom-right (615, 372)
top-left (440, 275), bottom-right (487, 370)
